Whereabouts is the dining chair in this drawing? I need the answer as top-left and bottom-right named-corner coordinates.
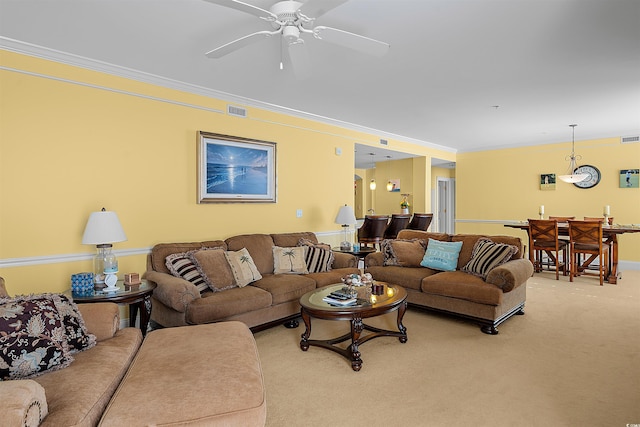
top-left (548, 216), bottom-right (575, 222)
top-left (407, 213), bottom-right (433, 231)
top-left (582, 217), bottom-right (614, 270)
top-left (383, 214), bottom-right (411, 239)
top-left (357, 215), bottom-right (389, 249)
top-left (567, 220), bottom-right (610, 285)
top-left (527, 219), bottom-right (568, 280)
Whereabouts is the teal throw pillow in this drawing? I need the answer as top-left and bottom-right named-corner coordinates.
top-left (420, 238), bottom-right (463, 271)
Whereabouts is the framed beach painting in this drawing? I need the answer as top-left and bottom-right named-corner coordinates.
top-left (197, 132), bottom-right (277, 203)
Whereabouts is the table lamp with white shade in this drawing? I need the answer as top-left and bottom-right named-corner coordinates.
top-left (335, 204), bottom-right (357, 250)
top-left (82, 208), bottom-right (127, 291)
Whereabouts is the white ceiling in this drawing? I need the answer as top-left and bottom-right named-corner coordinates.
top-left (2, 0), bottom-right (639, 169)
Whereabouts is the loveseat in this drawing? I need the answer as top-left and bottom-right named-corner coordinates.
top-left (144, 231), bottom-right (360, 329)
top-left (365, 230), bottom-right (534, 334)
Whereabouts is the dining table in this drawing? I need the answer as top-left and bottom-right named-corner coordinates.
top-left (504, 222), bottom-right (640, 284)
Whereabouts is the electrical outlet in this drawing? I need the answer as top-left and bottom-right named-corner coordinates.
top-left (296, 209), bottom-right (303, 218)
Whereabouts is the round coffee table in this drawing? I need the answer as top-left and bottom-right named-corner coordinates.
top-left (299, 283), bottom-right (407, 371)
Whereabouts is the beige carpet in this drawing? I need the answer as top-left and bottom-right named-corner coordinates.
top-left (254, 270), bottom-right (640, 427)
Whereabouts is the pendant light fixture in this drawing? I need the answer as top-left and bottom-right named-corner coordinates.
top-left (368, 153), bottom-right (376, 190)
top-left (558, 124), bottom-right (588, 183)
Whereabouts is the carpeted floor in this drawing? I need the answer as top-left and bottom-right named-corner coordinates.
top-left (253, 270), bottom-right (640, 427)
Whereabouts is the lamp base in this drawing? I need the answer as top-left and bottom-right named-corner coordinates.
top-left (340, 241), bottom-right (352, 251)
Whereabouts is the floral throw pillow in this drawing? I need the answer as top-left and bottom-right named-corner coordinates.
top-left (53, 294), bottom-right (97, 354)
top-left (0, 295), bottom-right (74, 380)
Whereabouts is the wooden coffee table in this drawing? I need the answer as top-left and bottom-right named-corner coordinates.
top-left (299, 283), bottom-right (407, 371)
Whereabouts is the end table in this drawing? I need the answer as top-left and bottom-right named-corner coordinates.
top-left (71, 280), bottom-right (156, 336)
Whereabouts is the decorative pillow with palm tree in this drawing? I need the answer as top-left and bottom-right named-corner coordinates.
top-left (224, 248), bottom-right (263, 287)
top-left (272, 246), bottom-right (309, 275)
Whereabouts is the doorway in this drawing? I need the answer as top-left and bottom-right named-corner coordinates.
top-left (436, 177), bottom-right (456, 234)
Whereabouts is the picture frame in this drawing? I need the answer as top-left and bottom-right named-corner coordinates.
top-left (197, 131), bottom-right (277, 203)
top-left (619, 169), bottom-right (639, 188)
top-left (540, 173), bottom-right (556, 191)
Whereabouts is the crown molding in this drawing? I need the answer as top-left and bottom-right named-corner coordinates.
top-left (0, 37), bottom-right (455, 154)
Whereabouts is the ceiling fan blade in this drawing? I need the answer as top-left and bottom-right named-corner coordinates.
top-left (313, 26), bottom-right (389, 57)
top-left (296, 0), bottom-right (349, 20)
top-left (206, 31), bottom-right (277, 58)
top-left (202, 0), bottom-right (276, 20)
top-left (288, 40), bottom-right (312, 80)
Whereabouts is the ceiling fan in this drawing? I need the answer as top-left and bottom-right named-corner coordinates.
top-left (203, 0), bottom-right (390, 78)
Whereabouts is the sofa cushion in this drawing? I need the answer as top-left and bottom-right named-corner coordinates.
top-left (273, 246), bottom-right (309, 274)
top-left (366, 265), bottom-right (437, 292)
top-left (250, 274), bottom-right (316, 305)
top-left (420, 238), bottom-right (464, 271)
top-left (397, 230), bottom-right (451, 242)
top-left (186, 287), bottom-right (272, 324)
top-left (271, 232), bottom-right (318, 247)
top-left (422, 271), bottom-right (503, 305)
top-left (225, 234), bottom-right (275, 275)
top-left (165, 251), bottom-right (209, 294)
top-left (461, 238), bottom-right (519, 279)
top-left (225, 248), bottom-right (263, 287)
top-left (381, 238), bottom-right (427, 267)
top-left (151, 241), bottom-right (227, 275)
top-left (0, 295), bottom-right (73, 380)
top-left (189, 248), bottom-right (236, 291)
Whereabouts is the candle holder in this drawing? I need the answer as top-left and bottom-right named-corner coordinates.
top-left (539, 211), bottom-right (544, 219)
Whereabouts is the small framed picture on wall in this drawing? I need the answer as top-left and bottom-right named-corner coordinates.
top-left (620, 169), bottom-right (639, 188)
top-left (540, 173), bottom-right (556, 191)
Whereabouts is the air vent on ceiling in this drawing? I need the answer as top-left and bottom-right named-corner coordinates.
top-left (621, 135), bottom-right (639, 144)
top-left (227, 105), bottom-right (247, 118)
top-left (379, 139), bottom-right (388, 146)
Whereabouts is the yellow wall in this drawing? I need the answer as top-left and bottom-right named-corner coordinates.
top-left (0, 50), bottom-right (453, 294)
top-left (456, 140), bottom-right (640, 261)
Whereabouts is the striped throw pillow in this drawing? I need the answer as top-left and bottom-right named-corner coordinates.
top-left (303, 245), bottom-right (334, 273)
top-left (462, 238), bottom-right (518, 279)
top-left (165, 252), bottom-right (209, 294)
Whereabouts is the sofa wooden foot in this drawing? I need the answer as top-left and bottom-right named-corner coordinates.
top-left (481, 324), bottom-right (499, 335)
top-left (516, 308), bottom-right (525, 315)
top-left (284, 319), bottom-right (299, 328)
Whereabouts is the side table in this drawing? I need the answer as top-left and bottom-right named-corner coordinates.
top-left (332, 247), bottom-right (377, 267)
top-left (71, 280), bottom-right (156, 336)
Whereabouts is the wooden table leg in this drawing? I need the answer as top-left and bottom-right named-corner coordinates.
top-left (350, 315), bottom-right (364, 372)
top-left (300, 309), bottom-right (311, 351)
top-left (608, 235), bottom-right (619, 284)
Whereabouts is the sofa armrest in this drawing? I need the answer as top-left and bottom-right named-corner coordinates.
top-left (332, 252), bottom-right (358, 269)
top-left (143, 270), bottom-right (201, 313)
top-left (0, 379), bottom-right (48, 427)
top-left (364, 252), bottom-right (384, 267)
top-left (77, 302), bottom-right (119, 341)
top-left (485, 258), bottom-right (534, 293)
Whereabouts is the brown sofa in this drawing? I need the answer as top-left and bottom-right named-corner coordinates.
top-left (0, 278), bottom-right (266, 426)
top-left (365, 230), bottom-right (534, 334)
top-left (144, 231), bottom-right (360, 329)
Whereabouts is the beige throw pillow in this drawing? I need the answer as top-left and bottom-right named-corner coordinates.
top-left (273, 246), bottom-right (309, 274)
top-left (224, 248), bottom-right (262, 287)
top-left (189, 248), bottom-right (236, 292)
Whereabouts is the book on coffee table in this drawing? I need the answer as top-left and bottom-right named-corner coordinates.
top-left (322, 295), bottom-right (358, 306)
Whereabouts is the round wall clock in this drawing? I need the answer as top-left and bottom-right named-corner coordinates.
top-left (573, 164), bottom-right (601, 189)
